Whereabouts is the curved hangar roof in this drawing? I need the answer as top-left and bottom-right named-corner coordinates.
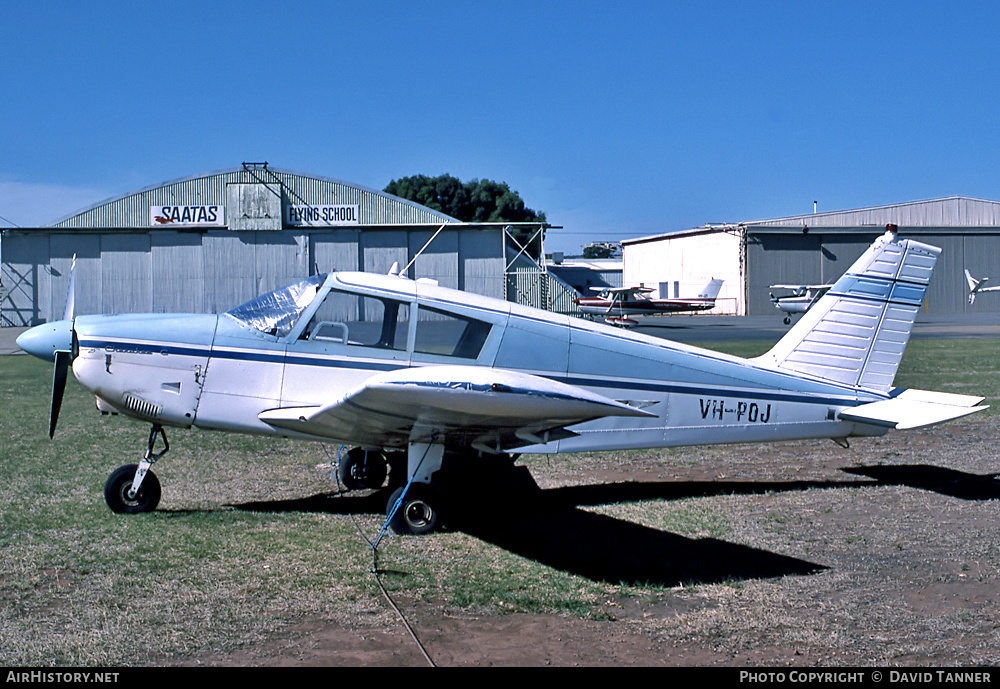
top-left (51, 165), bottom-right (457, 230)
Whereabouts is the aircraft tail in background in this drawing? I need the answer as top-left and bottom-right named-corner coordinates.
top-left (697, 278), bottom-right (725, 301)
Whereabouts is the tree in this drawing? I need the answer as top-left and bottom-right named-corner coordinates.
top-left (385, 174), bottom-right (547, 256)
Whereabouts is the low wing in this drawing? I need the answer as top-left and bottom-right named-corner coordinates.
top-left (839, 389), bottom-right (988, 430)
top-left (259, 365), bottom-right (654, 452)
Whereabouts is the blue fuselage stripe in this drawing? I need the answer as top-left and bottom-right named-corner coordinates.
top-left (78, 338), bottom-right (865, 407)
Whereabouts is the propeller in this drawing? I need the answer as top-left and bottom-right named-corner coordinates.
top-left (63, 254), bottom-right (76, 320)
top-left (16, 254), bottom-right (77, 438)
top-left (49, 350), bottom-right (71, 438)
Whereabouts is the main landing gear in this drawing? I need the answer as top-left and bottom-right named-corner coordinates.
top-left (386, 483), bottom-right (442, 536)
top-left (104, 424), bottom-right (168, 514)
top-left (337, 443), bottom-right (453, 536)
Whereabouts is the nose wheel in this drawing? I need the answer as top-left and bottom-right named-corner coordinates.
top-left (104, 464), bottom-right (161, 513)
top-left (104, 424), bottom-right (167, 514)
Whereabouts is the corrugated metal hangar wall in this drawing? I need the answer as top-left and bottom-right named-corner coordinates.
top-left (2, 165), bottom-right (533, 326)
top-left (624, 197), bottom-right (1000, 316)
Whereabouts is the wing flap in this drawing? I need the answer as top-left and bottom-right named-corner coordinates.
top-left (839, 388), bottom-right (988, 430)
top-left (259, 365), bottom-right (653, 450)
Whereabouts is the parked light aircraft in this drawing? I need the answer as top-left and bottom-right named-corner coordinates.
top-left (965, 269), bottom-right (1000, 304)
top-left (769, 283), bottom-right (833, 324)
top-left (17, 226), bottom-right (987, 535)
top-left (574, 278), bottom-right (725, 327)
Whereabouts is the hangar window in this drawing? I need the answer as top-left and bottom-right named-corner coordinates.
top-left (302, 289), bottom-right (409, 350)
top-left (413, 306), bottom-right (491, 359)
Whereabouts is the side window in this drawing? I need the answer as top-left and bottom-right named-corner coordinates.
top-left (302, 289), bottom-right (409, 350)
top-left (413, 306), bottom-right (492, 359)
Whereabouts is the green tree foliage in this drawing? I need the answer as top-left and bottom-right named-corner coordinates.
top-left (385, 174), bottom-right (547, 257)
top-left (384, 174), bottom-right (546, 224)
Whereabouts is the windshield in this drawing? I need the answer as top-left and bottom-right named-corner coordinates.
top-left (226, 274), bottom-right (325, 336)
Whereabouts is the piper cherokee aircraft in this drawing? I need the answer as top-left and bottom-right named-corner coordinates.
top-left (768, 283), bottom-right (833, 324)
top-left (573, 278), bottom-right (725, 327)
top-left (17, 225), bottom-right (987, 535)
top-left (964, 269), bottom-right (1000, 304)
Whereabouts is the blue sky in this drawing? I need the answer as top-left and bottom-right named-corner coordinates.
top-left (3, 1), bottom-right (1000, 254)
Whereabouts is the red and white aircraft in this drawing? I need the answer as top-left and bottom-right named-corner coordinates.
top-left (574, 278), bottom-right (724, 327)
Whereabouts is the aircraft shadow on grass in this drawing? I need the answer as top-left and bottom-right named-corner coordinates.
top-left (225, 461), bottom-right (1000, 587)
top-left (842, 465), bottom-right (1000, 501)
top-left (229, 466), bottom-right (855, 587)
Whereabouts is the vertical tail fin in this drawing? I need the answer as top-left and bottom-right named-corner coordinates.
top-left (965, 269), bottom-right (987, 304)
top-left (754, 226), bottom-right (939, 392)
top-left (965, 268), bottom-right (980, 293)
top-left (698, 278), bottom-right (725, 300)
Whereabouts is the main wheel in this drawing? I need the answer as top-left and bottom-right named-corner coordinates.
top-left (104, 464), bottom-right (161, 514)
top-left (339, 448), bottom-right (388, 490)
top-left (386, 485), bottom-right (442, 535)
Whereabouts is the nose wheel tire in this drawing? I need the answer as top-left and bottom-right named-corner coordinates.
top-left (104, 464), bottom-right (161, 514)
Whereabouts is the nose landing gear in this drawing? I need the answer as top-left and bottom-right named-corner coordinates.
top-left (104, 424), bottom-right (168, 514)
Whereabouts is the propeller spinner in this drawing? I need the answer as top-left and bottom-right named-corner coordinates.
top-left (17, 319), bottom-right (76, 437)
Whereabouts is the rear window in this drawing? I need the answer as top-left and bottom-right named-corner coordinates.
top-left (413, 307), bottom-right (492, 359)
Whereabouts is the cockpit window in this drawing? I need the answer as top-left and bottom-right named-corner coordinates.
top-left (226, 274), bottom-right (325, 337)
top-left (300, 289), bottom-right (409, 350)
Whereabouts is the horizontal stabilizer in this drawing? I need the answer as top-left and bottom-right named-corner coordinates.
top-left (839, 389), bottom-right (988, 430)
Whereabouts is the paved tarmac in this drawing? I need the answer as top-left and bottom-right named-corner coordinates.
top-left (2, 312), bottom-right (997, 357)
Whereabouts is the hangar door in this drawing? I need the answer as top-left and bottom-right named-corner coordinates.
top-left (745, 233), bottom-right (822, 316)
top-left (745, 231), bottom-right (879, 315)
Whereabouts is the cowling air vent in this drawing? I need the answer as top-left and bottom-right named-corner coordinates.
top-left (123, 393), bottom-right (162, 420)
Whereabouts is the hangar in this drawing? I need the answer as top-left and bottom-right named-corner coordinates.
top-left (1, 163), bottom-right (550, 326)
top-left (622, 196), bottom-right (1000, 316)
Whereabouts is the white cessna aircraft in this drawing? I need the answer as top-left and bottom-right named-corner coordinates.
top-left (17, 226), bottom-right (987, 534)
top-left (769, 283), bottom-right (833, 324)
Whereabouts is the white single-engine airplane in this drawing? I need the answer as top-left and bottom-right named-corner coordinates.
top-left (768, 283), bottom-right (833, 325)
top-left (965, 269), bottom-right (1000, 304)
top-left (17, 226), bottom-right (987, 535)
top-left (574, 278), bottom-right (725, 327)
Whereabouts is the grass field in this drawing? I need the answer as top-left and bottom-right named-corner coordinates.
top-left (1, 338), bottom-right (998, 665)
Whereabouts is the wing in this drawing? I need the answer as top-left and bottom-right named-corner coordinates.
top-left (258, 364), bottom-right (654, 452)
top-left (605, 287), bottom-right (654, 297)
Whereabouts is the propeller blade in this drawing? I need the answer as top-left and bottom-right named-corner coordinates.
top-left (49, 350), bottom-right (70, 438)
top-left (63, 254), bottom-right (76, 320)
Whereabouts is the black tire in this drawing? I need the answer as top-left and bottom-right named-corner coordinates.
top-left (338, 448), bottom-right (388, 491)
top-left (386, 484), bottom-right (442, 535)
top-left (104, 464), bottom-right (161, 514)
